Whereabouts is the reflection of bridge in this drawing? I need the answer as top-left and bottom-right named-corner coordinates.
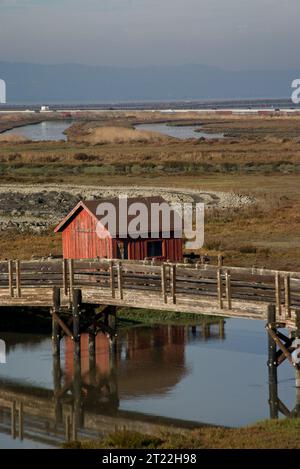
top-left (0, 323), bottom-right (225, 447)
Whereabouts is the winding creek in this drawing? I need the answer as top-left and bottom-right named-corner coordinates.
top-left (3, 120), bottom-right (71, 141)
top-left (3, 120), bottom-right (224, 142)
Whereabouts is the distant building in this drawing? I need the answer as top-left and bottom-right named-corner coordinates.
top-left (40, 105), bottom-right (50, 112)
top-left (0, 79), bottom-right (6, 104)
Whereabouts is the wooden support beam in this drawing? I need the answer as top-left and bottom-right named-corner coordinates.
top-left (51, 311), bottom-right (73, 338)
top-left (277, 399), bottom-right (291, 418)
top-left (217, 269), bottom-right (223, 309)
top-left (218, 254), bottom-right (223, 268)
top-left (275, 272), bottom-right (282, 317)
top-left (108, 305), bottom-right (117, 331)
top-left (267, 304), bottom-right (279, 419)
top-left (225, 270), bottom-right (232, 310)
top-left (117, 262), bottom-right (123, 300)
top-left (170, 264), bottom-right (176, 304)
top-left (72, 289), bottom-right (82, 357)
top-left (109, 260), bottom-right (115, 299)
top-left (161, 263), bottom-right (167, 304)
top-left (52, 287), bottom-right (61, 356)
top-left (8, 259), bottom-right (13, 297)
top-left (267, 328), bottom-right (295, 368)
top-left (95, 320), bottom-right (117, 339)
top-left (15, 260), bottom-right (21, 298)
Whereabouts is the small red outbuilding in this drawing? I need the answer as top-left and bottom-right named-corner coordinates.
top-left (54, 196), bottom-right (183, 262)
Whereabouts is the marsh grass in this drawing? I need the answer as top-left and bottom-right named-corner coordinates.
top-left (63, 419), bottom-right (300, 449)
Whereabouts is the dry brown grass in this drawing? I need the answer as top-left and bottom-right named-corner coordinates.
top-left (0, 133), bottom-right (31, 143)
top-left (72, 125), bottom-right (170, 145)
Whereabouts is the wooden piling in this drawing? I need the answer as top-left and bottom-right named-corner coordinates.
top-left (18, 402), bottom-right (24, 441)
top-left (52, 287), bottom-right (61, 356)
top-left (72, 289), bottom-right (82, 357)
top-left (108, 305), bottom-right (117, 332)
top-left (53, 354), bottom-right (62, 423)
top-left (267, 304), bottom-right (279, 418)
top-left (295, 311), bottom-right (300, 388)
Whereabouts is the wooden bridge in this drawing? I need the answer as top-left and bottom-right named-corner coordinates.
top-left (0, 257), bottom-right (299, 385)
top-left (0, 257), bottom-right (299, 324)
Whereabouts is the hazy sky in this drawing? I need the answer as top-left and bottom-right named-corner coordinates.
top-left (0, 0), bottom-right (299, 70)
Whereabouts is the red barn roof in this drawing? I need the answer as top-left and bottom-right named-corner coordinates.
top-left (54, 196), bottom-right (181, 237)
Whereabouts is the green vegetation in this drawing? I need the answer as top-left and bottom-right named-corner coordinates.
top-left (64, 419), bottom-right (300, 449)
top-left (118, 307), bottom-right (220, 326)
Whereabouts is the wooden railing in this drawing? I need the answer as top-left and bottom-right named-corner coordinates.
top-left (0, 259), bottom-right (299, 321)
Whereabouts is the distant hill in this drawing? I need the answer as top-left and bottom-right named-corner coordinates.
top-left (0, 61), bottom-right (297, 103)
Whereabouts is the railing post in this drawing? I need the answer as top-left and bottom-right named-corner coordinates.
top-left (284, 274), bottom-right (291, 319)
top-left (68, 259), bottom-right (74, 296)
top-left (275, 272), bottom-right (282, 317)
top-left (218, 254), bottom-right (223, 268)
top-left (11, 401), bottom-right (16, 439)
top-left (217, 269), bottom-right (223, 309)
top-left (8, 259), bottom-right (14, 297)
top-left (225, 270), bottom-right (232, 310)
top-left (110, 260), bottom-right (115, 299)
top-left (170, 264), bottom-right (176, 304)
top-left (161, 263), bottom-right (167, 304)
top-left (15, 260), bottom-right (21, 298)
top-left (117, 262), bottom-right (123, 300)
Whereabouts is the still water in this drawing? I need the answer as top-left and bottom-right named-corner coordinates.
top-left (4, 121), bottom-right (71, 141)
top-left (0, 318), bottom-right (297, 448)
top-left (135, 123), bottom-right (224, 140)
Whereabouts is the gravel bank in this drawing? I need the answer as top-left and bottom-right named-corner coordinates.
top-left (0, 184), bottom-right (255, 233)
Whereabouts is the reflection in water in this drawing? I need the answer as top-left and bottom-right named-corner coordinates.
top-left (135, 123), bottom-right (224, 140)
top-left (0, 322), bottom-right (225, 447)
top-left (0, 319), bottom-right (298, 448)
top-left (4, 121), bottom-right (71, 141)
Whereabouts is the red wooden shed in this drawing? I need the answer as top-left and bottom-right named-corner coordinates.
top-left (54, 196), bottom-right (183, 262)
